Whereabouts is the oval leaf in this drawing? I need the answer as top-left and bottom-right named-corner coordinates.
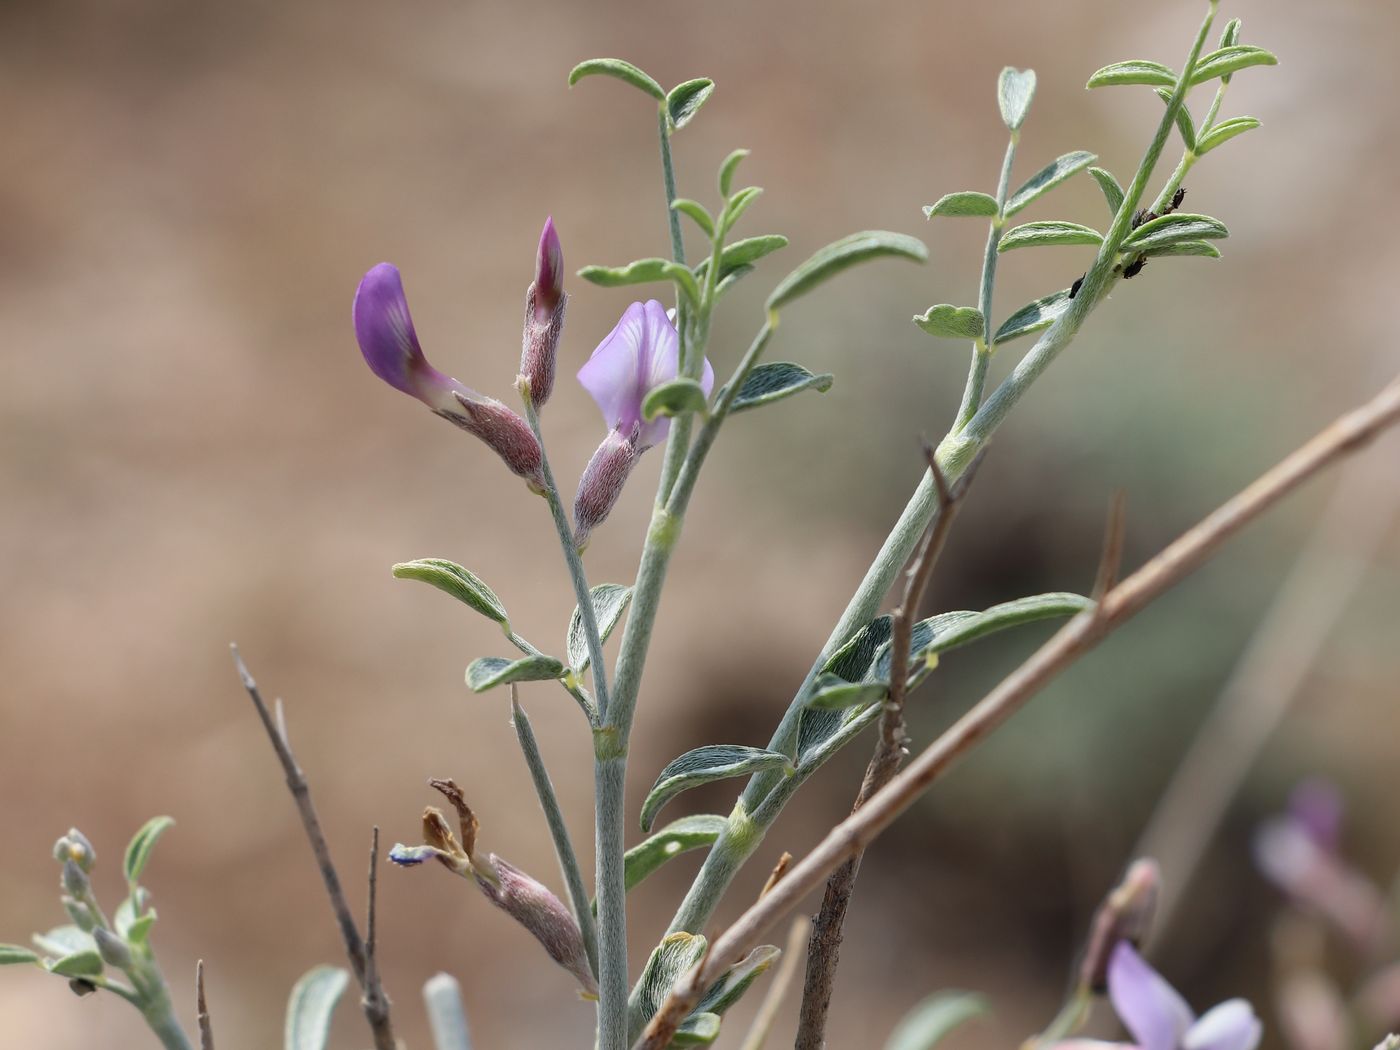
top-left (32, 926), bottom-right (96, 959)
top-left (672, 199), bottom-right (715, 238)
top-left (1140, 240), bottom-right (1221, 259)
top-left (725, 186), bottom-right (764, 230)
top-left (1088, 167), bottom-right (1125, 216)
top-left (392, 559), bottom-right (509, 628)
top-left (0, 945), bottom-right (40, 966)
top-left (578, 258), bottom-right (671, 288)
top-left (667, 78), bottom-right (714, 129)
top-left (913, 304), bottom-right (985, 341)
top-left (998, 221), bottom-right (1103, 252)
top-left (1087, 60), bottom-right (1176, 89)
top-left (124, 815), bottom-right (175, 887)
top-left (630, 933), bottom-right (709, 1041)
top-left (1196, 116), bottom-right (1261, 155)
top-left (718, 149), bottom-right (748, 197)
top-left (466, 654), bottom-right (566, 692)
top-left (422, 973), bottom-right (473, 1050)
top-left (696, 944), bottom-right (781, 1015)
top-left (923, 192), bottom-right (998, 219)
top-left (568, 584), bottom-right (632, 674)
top-left (568, 59), bottom-right (665, 102)
top-left (643, 377), bottom-right (709, 422)
top-left (1189, 45), bottom-right (1278, 86)
top-left (805, 673), bottom-right (888, 711)
top-left (285, 965), bottom-right (350, 1050)
top-left (1005, 151), bottom-right (1098, 217)
top-left (1122, 212), bottom-right (1229, 253)
top-left (716, 264), bottom-right (754, 299)
top-left (729, 362), bottom-right (834, 414)
top-left (993, 290), bottom-right (1072, 346)
top-left (695, 235), bottom-right (789, 282)
top-left (767, 231), bottom-right (927, 312)
top-left (997, 67), bottom-right (1036, 131)
top-left (640, 746), bottom-right (792, 832)
top-left (1155, 88), bottom-right (1197, 150)
top-left (884, 991), bottom-right (989, 1050)
top-left (49, 950), bottom-right (103, 978)
top-left (623, 814), bottom-right (727, 895)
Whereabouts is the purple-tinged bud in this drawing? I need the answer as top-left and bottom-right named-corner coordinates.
top-left (534, 216), bottom-right (565, 317)
top-left (474, 855), bottom-right (598, 997)
top-left (573, 426), bottom-right (641, 552)
top-left (519, 218), bottom-right (566, 408)
top-left (1078, 858), bottom-right (1160, 993)
top-left (446, 391), bottom-right (546, 492)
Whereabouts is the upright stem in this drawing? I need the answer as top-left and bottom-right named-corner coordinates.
top-left (658, 110), bottom-right (686, 268)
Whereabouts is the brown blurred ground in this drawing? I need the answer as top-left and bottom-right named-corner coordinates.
top-left (1, 0), bottom-right (1397, 1047)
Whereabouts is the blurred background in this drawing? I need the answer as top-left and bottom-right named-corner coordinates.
top-left (1, 0), bottom-right (1396, 1046)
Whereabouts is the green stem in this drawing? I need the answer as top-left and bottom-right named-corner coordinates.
top-left (141, 980), bottom-right (193, 1050)
top-left (658, 109), bottom-right (686, 268)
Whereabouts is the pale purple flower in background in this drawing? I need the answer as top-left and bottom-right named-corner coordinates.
top-left (354, 262), bottom-right (544, 490)
top-left (520, 216), bottom-right (566, 408)
top-left (1054, 942), bottom-right (1261, 1050)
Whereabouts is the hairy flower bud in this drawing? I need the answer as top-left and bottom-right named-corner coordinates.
top-left (446, 392), bottom-right (546, 492)
top-left (62, 896), bottom-right (98, 933)
top-left (1079, 858), bottom-right (1161, 993)
top-left (474, 856), bottom-right (597, 997)
top-left (54, 829), bottom-right (96, 873)
top-left (573, 426), bottom-right (641, 552)
top-left (520, 218), bottom-right (567, 409)
top-left (61, 859), bottom-right (90, 898)
top-left (93, 928), bottom-right (133, 969)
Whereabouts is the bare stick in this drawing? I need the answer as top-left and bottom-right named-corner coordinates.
top-left (739, 918), bottom-right (811, 1050)
top-left (195, 960), bottom-right (213, 1050)
top-left (231, 646), bottom-right (397, 1050)
top-left (794, 448), bottom-right (973, 1049)
top-left (637, 374), bottom-right (1400, 1050)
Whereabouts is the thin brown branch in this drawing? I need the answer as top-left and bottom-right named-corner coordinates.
top-left (231, 646), bottom-right (398, 1050)
top-left (761, 853), bottom-right (793, 900)
top-left (195, 960), bottom-right (213, 1050)
top-left (1092, 491), bottom-right (1128, 601)
top-left (794, 445), bottom-right (977, 1050)
top-left (636, 374), bottom-right (1400, 1050)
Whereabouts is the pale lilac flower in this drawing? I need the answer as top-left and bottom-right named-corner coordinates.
top-left (354, 263), bottom-right (544, 490)
top-left (520, 216), bottom-right (566, 408)
top-left (1054, 942), bottom-right (1261, 1050)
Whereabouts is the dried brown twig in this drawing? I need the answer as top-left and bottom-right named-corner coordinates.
top-left (232, 647), bottom-right (397, 1050)
top-left (637, 375), bottom-right (1400, 1050)
top-left (195, 960), bottom-right (213, 1050)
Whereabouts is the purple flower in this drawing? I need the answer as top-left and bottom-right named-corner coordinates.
top-left (1054, 943), bottom-right (1261, 1050)
top-left (354, 263), bottom-right (544, 490)
top-left (520, 217), bottom-right (567, 408)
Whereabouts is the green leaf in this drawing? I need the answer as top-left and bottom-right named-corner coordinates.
top-left (1190, 45), bottom-right (1278, 85)
top-left (1005, 151), bottom-right (1097, 217)
top-left (640, 746), bottom-right (792, 832)
top-left (901, 593), bottom-right (1093, 686)
top-left (696, 944), bottom-right (781, 1015)
top-left (567, 584), bottom-right (632, 674)
top-left (715, 265), bottom-right (754, 299)
top-left (667, 78), bottom-right (715, 129)
top-left (0, 945), bottom-right (40, 966)
top-left (1155, 89), bottom-right (1196, 150)
top-left (1140, 240), bottom-right (1221, 259)
top-left (1219, 18), bottom-right (1242, 50)
top-left (123, 816), bottom-right (174, 887)
top-left (1087, 167), bottom-right (1125, 216)
top-left (675, 1012), bottom-right (722, 1045)
top-left (630, 933), bottom-right (708, 1041)
top-left (1196, 116), bottom-right (1261, 155)
top-left (767, 231), bottom-right (927, 312)
top-left (729, 362), bottom-right (834, 414)
top-left (1122, 212), bottom-right (1229, 253)
top-left (643, 378), bottom-right (709, 422)
top-left (392, 559), bottom-right (509, 629)
top-left (568, 59), bottom-right (666, 102)
top-left (913, 304), bottom-right (985, 341)
top-left (578, 258), bottom-right (671, 288)
top-left (998, 221), bottom-right (1103, 252)
top-left (285, 965), bottom-right (350, 1050)
top-left (623, 815), bottom-right (727, 895)
top-left (672, 199), bottom-right (715, 238)
top-left (466, 654), bottom-right (565, 692)
top-left (1086, 60), bottom-right (1176, 89)
top-left (724, 187), bottom-right (764, 230)
top-left (883, 991), bottom-right (989, 1050)
top-left (48, 950), bottom-right (103, 978)
top-left (718, 149), bottom-right (749, 197)
top-left (997, 67), bottom-right (1036, 131)
top-left (795, 616), bottom-right (893, 769)
top-left (923, 192), bottom-right (998, 219)
top-left (695, 236), bottom-right (790, 283)
top-left (125, 913), bottom-right (157, 945)
top-left (32, 926), bottom-right (95, 959)
top-left (663, 262), bottom-right (702, 307)
top-left (993, 290), bottom-right (1072, 346)
top-left (804, 673), bottom-right (888, 711)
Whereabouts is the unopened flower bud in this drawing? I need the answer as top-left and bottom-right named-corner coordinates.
top-left (573, 427), bottom-right (641, 552)
top-left (62, 897), bottom-right (97, 933)
top-left (447, 391), bottom-right (545, 492)
top-left (54, 829), bottom-right (96, 873)
top-left (475, 856), bottom-right (597, 997)
top-left (61, 859), bottom-right (90, 899)
top-left (1079, 858), bottom-right (1160, 993)
top-left (520, 218), bottom-right (567, 409)
top-left (93, 927), bottom-right (132, 969)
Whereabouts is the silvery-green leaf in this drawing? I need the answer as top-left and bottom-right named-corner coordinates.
top-left (285, 965), bottom-right (350, 1050)
top-left (125, 912), bottom-right (157, 945)
top-left (423, 973), bottom-right (473, 1050)
top-left (913, 305), bottom-right (985, 341)
top-left (672, 199), bottom-right (715, 238)
top-left (1087, 167), bottom-right (1125, 216)
top-left (729, 362), bottom-right (834, 414)
top-left (1219, 18), bottom-right (1242, 49)
top-left (883, 991), bottom-right (989, 1050)
top-left (903, 593), bottom-right (1093, 687)
top-left (998, 221), bottom-right (1103, 252)
top-left (578, 258), bottom-right (671, 288)
top-left (643, 378), bottom-right (709, 422)
top-left (567, 584), bottom-right (632, 674)
top-left (767, 231), bottom-right (927, 312)
top-left (392, 559), bottom-right (509, 629)
top-left (694, 236), bottom-right (789, 282)
top-left (1122, 212), bottom-right (1229, 253)
top-left (568, 59), bottom-right (665, 102)
top-left (32, 926), bottom-right (95, 959)
top-left (923, 192), bottom-right (999, 219)
top-left (997, 67), bottom-right (1036, 131)
top-left (1086, 60), bottom-right (1176, 89)
top-left (797, 702), bottom-right (882, 773)
top-left (724, 187), bottom-right (764, 230)
top-left (805, 674), bottom-right (888, 711)
top-left (1005, 151), bottom-right (1097, 217)
top-left (465, 655), bottom-right (565, 692)
top-left (715, 265), bottom-right (754, 299)
top-left (0, 945), bottom-right (40, 966)
top-left (1196, 117), bottom-right (1261, 155)
top-left (641, 746), bottom-right (792, 832)
top-left (123, 816), bottom-right (174, 887)
top-left (1155, 89), bottom-right (1197, 150)
top-left (993, 290), bottom-right (1072, 346)
top-left (623, 815), bottom-right (727, 895)
top-left (675, 1012), bottom-right (722, 1045)
top-left (1140, 240), bottom-right (1221, 259)
top-left (629, 933), bottom-right (708, 1042)
top-left (1189, 45), bottom-right (1278, 86)
top-left (718, 149), bottom-right (749, 197)
top-left (48, 951), bottom-right (103, 978)
top-left (667, 78), bottom-right (714, 129)
top-left (696, 944), bottom-right (781, 1015)
top-left (662, 262), bottom-right (702, 307)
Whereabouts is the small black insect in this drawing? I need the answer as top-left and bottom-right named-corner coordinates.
top-left (1069, 273), bottom-right (1086, 299)
top-left (1168, 186), bottom-right (1186, 213)
top-left (1122, 255), bottom-right (1148, 280)
top-left (1131, 208), bottom-right (1153, 230)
